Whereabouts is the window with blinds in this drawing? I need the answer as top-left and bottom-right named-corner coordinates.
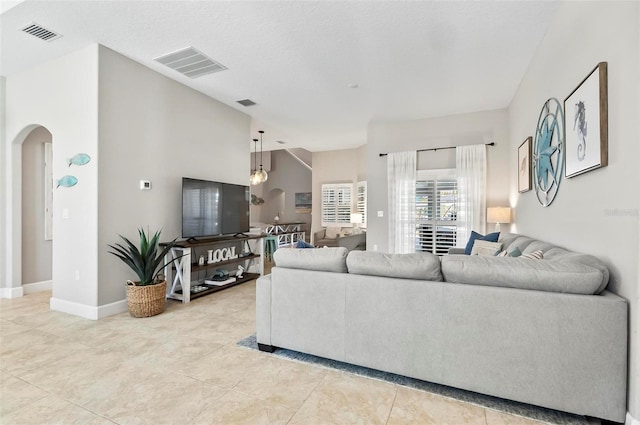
top-left (415, 170), bottom-right (457, 255)
top-left (357, 181), bottom-right (367, 228)
top-left (321, 183), bottom-right (353, 227)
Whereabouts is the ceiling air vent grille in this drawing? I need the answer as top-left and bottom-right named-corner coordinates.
top-left (21, 22), bottom-right (62, 42)
top-left (154, 47), bottom-right (227, 79)
top-left (237, 99), bottom-right (256, 107)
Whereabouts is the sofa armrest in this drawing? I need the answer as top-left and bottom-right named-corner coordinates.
top-left (448, 247), bottom-right (466, 255)
top-left (256, 274), bottom-right (272, 346)
top-left (338, 233), bottom-right (366, 251)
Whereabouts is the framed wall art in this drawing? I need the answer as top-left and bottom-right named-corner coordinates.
top-left (518, 137), bottom-right (532, 193)
top-left (564, 62), bottom-right (608, 178)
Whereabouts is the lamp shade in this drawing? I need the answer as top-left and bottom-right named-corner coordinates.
top-left (350, 213), bottom-right (363, 224)
top-left (487, 207), bottom-right (512, 224)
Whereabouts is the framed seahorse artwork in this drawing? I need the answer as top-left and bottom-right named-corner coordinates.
top-left (518, 137), bottom-right (532, 193)
top-left (564, 62), bottom-right (608, 178)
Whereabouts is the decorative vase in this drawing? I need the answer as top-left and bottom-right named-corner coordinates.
top-left (125, 280), bottom-right (166, 318)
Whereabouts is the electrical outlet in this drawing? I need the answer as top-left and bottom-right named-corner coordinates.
top-left (373, 244), bottom-right (378, 251)
top-left (74, 270), bottom-right (80, 280)
top-left (62, 208), bottom-right (69, 219)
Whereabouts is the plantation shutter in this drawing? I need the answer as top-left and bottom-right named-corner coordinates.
top-left (357, 181), bottom-right (367, 227)
top-left (416, 170), bottom-right (457, 255)
top-left (322, 183), bottom-right (353, 227)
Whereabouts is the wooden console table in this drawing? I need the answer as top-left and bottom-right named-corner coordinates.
top-left (161, 234), bottom-right (265, 303)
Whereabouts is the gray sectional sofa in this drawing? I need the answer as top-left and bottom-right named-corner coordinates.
top-left (255, 233), bottom-right (628, 422)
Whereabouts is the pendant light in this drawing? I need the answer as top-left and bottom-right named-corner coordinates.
top-left (250, 138), bottom-right (260, 186)
top-left (256, 130), bottom-right (268, 184)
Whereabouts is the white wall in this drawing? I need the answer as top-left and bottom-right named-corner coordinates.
top-left (0, 76), bottom-right (6, 293)
top-left (21, 126), bottom-right (52, 284)
top-left (311, 146), bottom-right (367, 242)
top-left (367, 109), bottom-right (510, 253)
top-left (97, 46), bottom-right (251, 306)
top-left (507, 1), bottom-right (639, 419)
top-left (4, 45), bottom-right (99, 309)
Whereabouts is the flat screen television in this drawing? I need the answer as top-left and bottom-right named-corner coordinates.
top-left (182, 177), bottom-right (250, 239)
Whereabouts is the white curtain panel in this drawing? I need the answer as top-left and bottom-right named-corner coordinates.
top-left (456, 144), bottom-right (487, 246)
top-left (387, 151), bottom-right (417, 254)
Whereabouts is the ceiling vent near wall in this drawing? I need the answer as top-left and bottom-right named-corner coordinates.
top-left (20, 22), bottom-right (62, 42)
top-left (237, 99), bottom-right (256, 107)
top-left (154, 46), bottom-right (227, 79)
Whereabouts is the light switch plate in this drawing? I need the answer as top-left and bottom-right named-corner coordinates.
top-left (377, 211), bottom-right (384, 218)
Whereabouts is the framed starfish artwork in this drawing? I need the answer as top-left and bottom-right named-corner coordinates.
top-left (564, 62), bottom-right (608, 178)
top-left (533, 98), bottom-right (565, 207)
top-left (518, 137), bottom-right (532, 193)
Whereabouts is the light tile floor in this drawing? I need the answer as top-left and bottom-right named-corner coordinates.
top-left (1, 281), bottom-right (548, 425)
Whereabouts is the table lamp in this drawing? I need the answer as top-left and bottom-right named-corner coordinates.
top-left (487, 207), bottom-right (512, 232)
top-left (350, 213), bottom-right (363, 234)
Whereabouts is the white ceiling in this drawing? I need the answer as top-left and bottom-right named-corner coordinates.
top-left (0, 0), bottom-right (557, 152)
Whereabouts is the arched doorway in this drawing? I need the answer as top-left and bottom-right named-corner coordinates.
top-left (21, 126), bottom-right (53, 293)
top-left (4, 124), bottom-right (53, 297)
top-left (265, 188), bottom-right (285, 223)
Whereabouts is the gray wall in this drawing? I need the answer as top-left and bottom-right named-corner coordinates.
top-left (21, 126), bottom-right (52, 284)
top-left (311, 146), bottom-right (367, 243)
top-left (367, 109), bottom-right (510, 253)
top-left (508, 1), bottom-right (639, 417)
top-left (252, 149), bottom-right (312, 235)
top-left (97, 45), bottom-right (251, 306)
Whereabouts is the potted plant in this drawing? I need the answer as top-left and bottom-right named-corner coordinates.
top-left (108, 228), bottom-right (179, 318)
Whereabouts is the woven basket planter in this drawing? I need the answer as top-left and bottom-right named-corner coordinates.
top-left (126, 280), bottom-right (166, 318)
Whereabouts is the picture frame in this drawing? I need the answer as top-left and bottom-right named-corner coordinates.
top-left (564, 62), bottom-right (608, 178)
top-left (295, 192), bottom-right (312, 214)
top-left (518, 137), bottom-right (532, 193)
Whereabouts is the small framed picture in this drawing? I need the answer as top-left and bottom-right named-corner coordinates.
top-left (564, 62), bottom-right (608, 178)
top-left (518, 137), bottom-right (532, 193)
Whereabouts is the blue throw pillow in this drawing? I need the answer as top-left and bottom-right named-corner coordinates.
top-left (464, 231), bottom-right (500, 255)
top-left (296, 240), bottom-right (315, 249)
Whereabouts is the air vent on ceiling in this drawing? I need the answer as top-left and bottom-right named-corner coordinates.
top-left (154, 46), bottom-right (227, 79)
top-left (20, 22), bottom-right (62, 42)
top-left (237, 99), bottom-right (256, 107)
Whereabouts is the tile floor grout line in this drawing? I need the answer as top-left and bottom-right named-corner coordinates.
top-left (384, 385), bottom-right (399, 425)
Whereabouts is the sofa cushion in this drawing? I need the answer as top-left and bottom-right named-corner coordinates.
top-left (273, 247), bottom-right (348, 273)
top-left (441, 255), bottom-right (606, 294)
top-left (464, 231), bottom-right (500, 255)
top-left (346, 251), bottom-right (442, 281)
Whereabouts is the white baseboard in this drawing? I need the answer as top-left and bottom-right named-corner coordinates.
top-left (23, 280), bottom-right (52, 294)
top-left (97, 299), bottom-right (128, 319)
top-left (627, 411), bottom-right (639, 425)
top-left (0, 286), bottom-right (24, 298)
top-left (50, 297), bottom-right (128, 320)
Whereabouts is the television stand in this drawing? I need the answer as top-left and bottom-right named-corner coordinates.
top-left (161, 233), bottom-right (265, 303)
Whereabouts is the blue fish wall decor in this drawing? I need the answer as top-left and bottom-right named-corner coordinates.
top-left (56, 175), bottom-right (78, 188)
top-left (68, 153), bottom-right (91, 167)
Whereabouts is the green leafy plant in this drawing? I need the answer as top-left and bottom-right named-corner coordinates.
top-left (108, 228), bottom-right (179, 286)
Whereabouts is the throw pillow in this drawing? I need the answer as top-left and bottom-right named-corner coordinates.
top-left (470, 240), bottom-right (503, 256)
top-left (464, 231), bottom-right (500, 255)
top-left (521, 250), bottom-right (544, 260)
top-left (325, 227), bottom-right (341, 239)
top-left (496, 247), bottom-right (522, 257)
top-left (296, 240), bottom-right (315, 249)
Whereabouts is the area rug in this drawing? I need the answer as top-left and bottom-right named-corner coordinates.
top-left (237, 334), bottom-right (593, 425)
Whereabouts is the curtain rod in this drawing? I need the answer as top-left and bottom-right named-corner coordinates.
top-left (379, 142), bottom-right (495, 157)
